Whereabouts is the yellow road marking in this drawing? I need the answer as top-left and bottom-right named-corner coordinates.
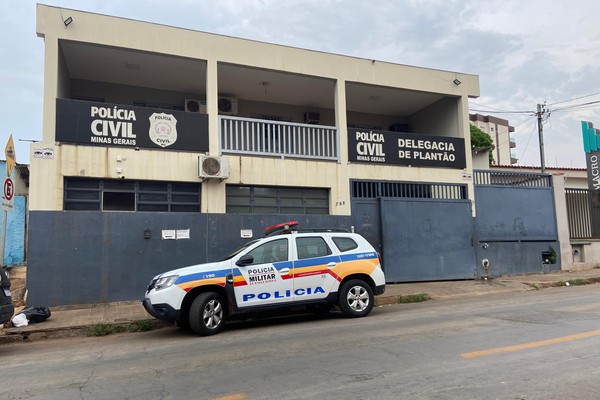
top-left (461, 329), bottom-right (600, 359)
top-left (209, 393), bottom-right (247, 400)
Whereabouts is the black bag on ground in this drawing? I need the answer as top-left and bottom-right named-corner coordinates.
top-left (20, 305), bottom-right (51, 323)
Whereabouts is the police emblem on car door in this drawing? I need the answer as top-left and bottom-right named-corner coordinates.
top-left (234, 237), bottom-right (294, 307)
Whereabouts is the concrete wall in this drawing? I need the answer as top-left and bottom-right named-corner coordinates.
top-left (27, 211), bottom-right (350, 306)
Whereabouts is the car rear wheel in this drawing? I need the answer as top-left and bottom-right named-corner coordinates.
top-left (338, 279), bottom-right (374, 318)
top-left (189, 292), bottom-right (225, 336)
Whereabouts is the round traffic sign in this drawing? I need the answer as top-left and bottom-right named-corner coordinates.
top-left (3, 177), bottom-right (14, 201)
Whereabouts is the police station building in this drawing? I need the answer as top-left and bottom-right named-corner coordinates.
top-left (30, 5), bottom-right (555, 307)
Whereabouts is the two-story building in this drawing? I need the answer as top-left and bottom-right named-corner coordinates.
top-left (30, 4), bottom-right (483, 306)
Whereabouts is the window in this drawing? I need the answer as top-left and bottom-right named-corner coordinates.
top-left (64, 178), bottom-right (200, 212)
top-left (332, 237), bottom-right (358, 252)
top-left (296, 237), bottom-right (332, 260)
top-left (246, 239), bottom-right (289, 264)
top-left (226, 185), bottom-right (329, 214)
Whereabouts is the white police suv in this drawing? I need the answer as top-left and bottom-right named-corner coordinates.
top-left (143, 222), bottom-right (386, 335)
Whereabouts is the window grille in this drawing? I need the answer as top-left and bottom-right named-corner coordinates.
top-left (226, 185), bottom-right (329, 214)
top-left (64, 178), bottom-right (200, 212)
top-left (351, 180), bottom-right (467, 200)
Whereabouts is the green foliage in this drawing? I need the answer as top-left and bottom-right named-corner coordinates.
top-left (86, 319), bottom-right (159, 336)
top-left (397, 293), bottom-right (431, 303)
top-left (86, 322), bottom-right (126, 336)
top-left (556, 279), bottom-right (589, 287)
top-left (470, 124), bottom-right (495, 164)
top-left (128, 319), bottom-right (156, 332)
top-left (547, 246), bottom-right (557, 264)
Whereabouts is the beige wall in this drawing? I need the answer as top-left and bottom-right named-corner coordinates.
top-left (34, 4), bottom-right (479, 215)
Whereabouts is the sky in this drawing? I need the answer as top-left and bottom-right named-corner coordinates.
top-left (1, 0), bottom-right (599, 168)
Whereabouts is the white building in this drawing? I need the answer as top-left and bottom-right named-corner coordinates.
top-left (470, 113), bottom-right (517, 165)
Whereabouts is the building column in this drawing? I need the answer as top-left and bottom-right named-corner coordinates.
top-left (552, 173), bottom-right (573, 270)
top-left (202, 59), bottom-right (226, 213)
top-left (333, 79), bottom-right (351, 216)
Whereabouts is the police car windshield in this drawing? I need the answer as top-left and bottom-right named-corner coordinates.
top-left (218, 239), bottom-right (261, 261)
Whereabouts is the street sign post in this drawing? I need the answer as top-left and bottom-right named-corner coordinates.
top-left (5, 134), bottom-right (16, 177)
top-left (2, 134), bottom-right (16, 267)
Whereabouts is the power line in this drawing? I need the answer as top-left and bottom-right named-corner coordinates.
top-left (469, 108), bottom-right (533, 114)
top-left (548, 91), bottom-right (600, 106)
top-left (552, 100), bottom-right (600, 113)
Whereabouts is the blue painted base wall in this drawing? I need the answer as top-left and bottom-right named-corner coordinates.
top-left (27, 211), bottom-right (351, 306)
top-left (1, 195), bottom-right (26, 266)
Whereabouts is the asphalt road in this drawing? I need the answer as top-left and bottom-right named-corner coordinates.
top-left (2, 285), bottom-right (600, 400)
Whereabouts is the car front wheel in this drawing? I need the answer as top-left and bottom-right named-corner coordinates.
top-left (189, 292), bottom-right (225, 336)
top-left (338, 279), bottom-right (374, 318)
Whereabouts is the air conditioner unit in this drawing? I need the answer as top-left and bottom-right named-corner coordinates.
top-left (218, 97), bottom-right (238, 115)
top-left (185, 99), bottom-right (206, 113)
top-left (304, 112), bottom-right (320, 124)
top-left (198, 155), bottom-right (230, 180)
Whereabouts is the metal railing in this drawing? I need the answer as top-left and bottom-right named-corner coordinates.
top-left (219, 116), bottom-right (338, 161)
top-left (565, 188), bottom-right (600, 239)
top-left (474, 170), bottom-right (551, 187)
top-left (351, 180), bottom-right (468, 200)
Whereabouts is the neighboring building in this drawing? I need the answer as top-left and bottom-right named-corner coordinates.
top-left (470, 114), bottom-right (517, 165)
top-left (32, 5), bottom-right (490, 306)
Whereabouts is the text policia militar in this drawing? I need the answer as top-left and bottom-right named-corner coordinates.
top-left (348, 128), bottom-right (466, 169)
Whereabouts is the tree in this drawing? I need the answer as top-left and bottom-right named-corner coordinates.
top-left (470, 124), bottom-right (495, 164)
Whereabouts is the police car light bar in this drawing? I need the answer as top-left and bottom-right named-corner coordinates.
top-left (264, 221), bottom-right (299, 236)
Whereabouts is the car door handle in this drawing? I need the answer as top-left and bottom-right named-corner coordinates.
top-left (327, 262), bottom-right (337, 268)
top-left (279, 268), bottom-right (290, 274)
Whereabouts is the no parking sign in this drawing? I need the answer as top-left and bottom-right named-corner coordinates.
top-left (2, 177), bottom-right (13, 212)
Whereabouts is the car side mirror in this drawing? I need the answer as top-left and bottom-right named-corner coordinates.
top-left (236, 254), bottom-right (254, 266)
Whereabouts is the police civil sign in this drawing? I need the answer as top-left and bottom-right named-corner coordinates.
top-left (347, 128), bottom-right (466, 169)
top-left (55, 99), bottom-right (209, 152)
top-left (2, 177), bottom-right (14, 212)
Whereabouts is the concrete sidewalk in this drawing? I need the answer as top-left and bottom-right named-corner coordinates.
top-left (2, 268), bottom-right (600, 343)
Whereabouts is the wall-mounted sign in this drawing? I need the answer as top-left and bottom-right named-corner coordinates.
top-left (33, 147), bottom-right (54, 159)
top-left (55, 99), bottom-right (209, 152)
top-left (582, 121), bottom-right (600, 191)
top-left (348, 128), bottom-right (466, 169)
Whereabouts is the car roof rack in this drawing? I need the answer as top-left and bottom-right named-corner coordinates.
top-left (264, 221), bottom-right (350, 237)
top-left (293, 228), bottom-right (350, 233)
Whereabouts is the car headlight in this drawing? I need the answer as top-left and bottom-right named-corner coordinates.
top-left (154, 275), bottom-right (179, 291)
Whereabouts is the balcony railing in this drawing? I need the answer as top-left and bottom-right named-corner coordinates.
top-left (220, 116), bottom-right (339, 161)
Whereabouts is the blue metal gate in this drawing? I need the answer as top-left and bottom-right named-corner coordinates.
top-left (473, 170), bottom-right (560, 276)
top-left (351, 180), bottom-right (475, 282)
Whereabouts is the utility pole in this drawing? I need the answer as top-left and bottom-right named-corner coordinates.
top-left (536, 102), bottom-right (548, 173)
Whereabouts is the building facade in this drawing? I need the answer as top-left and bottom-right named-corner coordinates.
top-left (31, 5), bottom-right (488, 306)
top-left (470, 114), bottom-right (517, 165)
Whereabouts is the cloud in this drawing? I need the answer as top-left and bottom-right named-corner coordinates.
top-left (3, 0), bottom-right (600, 168)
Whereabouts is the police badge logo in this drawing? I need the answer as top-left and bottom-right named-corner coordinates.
top-left (149, 113), bottom-right (178, 148)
